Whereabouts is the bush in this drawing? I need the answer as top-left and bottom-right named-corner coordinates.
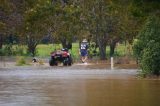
top-left (0, 45), bottom-right (26, 56)
top-left (0, 48), bottom-right (4, 56)
top-left (3, 44), bottom-right (13, 56)
top-left (133, 16), bottom-right (160, 76)
top-left (14, 45), bottom-right (25, 56)
top-left (141, 41), bottom-right (160, 75)
top-left (16, 56), bottom-right (26, 66)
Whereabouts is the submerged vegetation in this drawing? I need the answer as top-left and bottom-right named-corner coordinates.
top-left (16, 56), bottom-right (27, 66)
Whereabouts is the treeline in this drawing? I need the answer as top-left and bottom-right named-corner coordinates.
top-left (0, 0), bottom-right (160, 58)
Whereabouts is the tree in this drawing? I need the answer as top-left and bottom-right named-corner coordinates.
top-left (0, 22), bottom-right (6, 49)
top-left (0, 0), bottom-right (25, 55)
top-left (24, 0), bottom-right (53, 56)
top-left (106, 1), bottom-right (125, 57)
top-left (51, 1), bottom-right (81, 48)
top-left (78, 0), bottom-right (112, 59)
top-left (23, 0), bottom-right (82, 56)
top-left (133, 16), bottom-right (160, 76)
top-left (0, 0), bottom-right (11, 49)
top-left (79, 0), bottom-right (134, 59)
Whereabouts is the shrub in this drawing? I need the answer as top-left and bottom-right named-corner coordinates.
top-left (3, 44), bottom-right (13, 56)
top-left (14, 46), bottom-right (25, 56)
top-left (141, 41), bottom-right (160, 75)
top-left (0, 48), bottom-right (4, 56)
top-left (0, 45), bottom-right (26, 56)
top-left (16, 56), bottom-right (26, 66)
top-left (133, 16), bottom-right (160, 76)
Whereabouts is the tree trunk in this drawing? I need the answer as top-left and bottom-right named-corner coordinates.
top-left (27, 35), bottom-right (37, 57)
top-left (110, 41), bottom-right (116, 57)
top-left (67, 42), bottom-right (72, 50)
top-left (61, 38), bottom-right (67, 48)
top-left (97, 36), bottom-right (107, 60)
top-left (99, 44), bottom-right (106, 60)
top-left (28, 44), bottom-right (37, 57)
top-left (0, 34), bottom-right (3, 49)
top-left (60, 37), bottom-right (73, 49)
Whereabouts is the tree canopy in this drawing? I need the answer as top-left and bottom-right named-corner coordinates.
top-left (0, 0), bottom-right (160, 59)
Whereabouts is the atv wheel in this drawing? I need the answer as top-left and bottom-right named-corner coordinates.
top-left (63, 59), bottom-right (68, 66)
top-left (49, 59), bottom-right (57, 66)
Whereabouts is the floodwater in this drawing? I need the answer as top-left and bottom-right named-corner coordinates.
top-left (0, 64), bottom-right (160, 106)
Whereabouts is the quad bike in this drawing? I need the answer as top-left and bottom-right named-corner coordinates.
top-left (49, 48), bottom-right (73, 66)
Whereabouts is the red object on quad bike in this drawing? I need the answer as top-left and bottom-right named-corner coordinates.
top-left (49, 48), bottom-right (72, 66)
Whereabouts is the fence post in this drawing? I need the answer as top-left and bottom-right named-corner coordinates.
top-left (111, 57), bottom-right (114, 70)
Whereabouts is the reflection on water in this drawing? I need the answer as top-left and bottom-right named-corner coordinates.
top-left (0, 77), bottom-right (160, 106)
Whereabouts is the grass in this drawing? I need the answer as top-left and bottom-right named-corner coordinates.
top-left (36, 43), bottom-right (80, 58)
top-left (2, 43), bottom-right (132, 59)
top-left (36, 44), bottom-right (60, 57)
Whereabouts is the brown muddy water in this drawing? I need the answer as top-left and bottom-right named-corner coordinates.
top-left (0, 64), bottom-right (160, 106)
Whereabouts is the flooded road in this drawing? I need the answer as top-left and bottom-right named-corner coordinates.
top-left (0, 64), bottom-right (160, 106)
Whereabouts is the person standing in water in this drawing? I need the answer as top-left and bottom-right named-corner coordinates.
top-left (80, 39), bottom-right (89, 64)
